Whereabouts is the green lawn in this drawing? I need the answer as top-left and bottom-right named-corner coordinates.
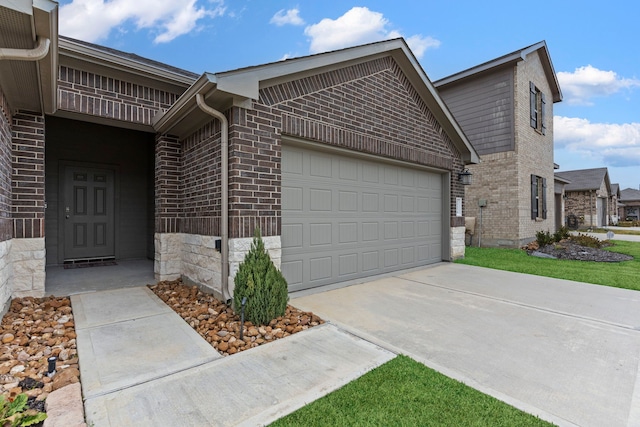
top-left (270, 355), bottom-right (554, 427)
top-left (456, 240), bottom-right (640, 291)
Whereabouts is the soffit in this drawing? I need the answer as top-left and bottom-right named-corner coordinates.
top-left (0, 1), bottom-right (57, 115)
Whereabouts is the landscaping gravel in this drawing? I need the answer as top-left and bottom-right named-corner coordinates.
top-left (148, 279), bottom-right (325, 356)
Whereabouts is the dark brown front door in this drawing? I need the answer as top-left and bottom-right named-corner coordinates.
top-left (63, 166), bottom-right (115, 261)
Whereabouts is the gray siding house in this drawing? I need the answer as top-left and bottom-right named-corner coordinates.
top-left (0, 1), bottom-right (478, 309)
top-left (434, 41), bottom-right (562, 247)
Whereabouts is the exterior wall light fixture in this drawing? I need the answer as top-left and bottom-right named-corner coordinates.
top-left (458, 169), bottom-right (472, 185)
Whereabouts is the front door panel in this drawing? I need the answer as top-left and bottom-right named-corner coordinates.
top-left (63, 166), bottom-right (115, 260)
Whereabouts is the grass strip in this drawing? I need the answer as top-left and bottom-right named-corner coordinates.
top-left (270, 355), bottom-right (554, 427)
top-left (456, 240), bottom-right (640, 291)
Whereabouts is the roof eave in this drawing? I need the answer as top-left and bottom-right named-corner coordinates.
top-left (434, 41), bottom-right (563, 103)
top-left (154, 38), bottom-right (480, 165)
top-left (58, 38), bottom-right (197, 87)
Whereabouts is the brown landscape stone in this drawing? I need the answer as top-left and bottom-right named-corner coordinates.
top-left (148, 279), bottom-right (325, 357)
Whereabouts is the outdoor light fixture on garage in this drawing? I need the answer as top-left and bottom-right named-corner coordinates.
top-left (458, 169), bottom-right (472, 185)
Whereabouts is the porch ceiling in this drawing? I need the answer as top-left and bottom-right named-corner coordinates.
top-left (0, 1), bottom-right (58, 115)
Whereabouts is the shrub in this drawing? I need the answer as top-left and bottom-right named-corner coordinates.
top-left (233, 228), bottom-right (289, 325)
top-left (570, 233), bottom-right (603, 248)
top-left (553, 226), bottom-right (570, 242)
top-left (535, 230), bottom-right (554, 247)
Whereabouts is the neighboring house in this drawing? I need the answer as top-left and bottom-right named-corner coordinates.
top-left (610, 183), bottom-right (620, 224)
top-left (554, 168), bottom-right (612, 227)
top-left (0, 1), bottom-right (478, 309)
top-left (554, 164), bottom-right (570, 230)
top-left (434, 41), bottom-right (562, 247)
top-left (619, 188), bottom-right (640, 221)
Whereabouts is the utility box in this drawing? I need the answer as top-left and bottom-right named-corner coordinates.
top-left (478, 199), bottom-right (487, 207)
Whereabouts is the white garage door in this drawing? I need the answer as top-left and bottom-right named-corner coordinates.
top-left (281, 144), bottom-right (443, 292)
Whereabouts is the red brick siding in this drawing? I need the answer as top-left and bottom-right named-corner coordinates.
top-left (12, 112), bottom-right (45, 238)
top-left (58, 66), bottom-right (180, 125)
top-left (0, 89), bottom-right (12, 241)
top-left (155, 134), bottom-right (181, 233)
top-left (163, 56), bottom-right (466, 238)
top-left (230, 57), bottom-right (464, 237)
top-left (180, 121), bottom-right (222, 235)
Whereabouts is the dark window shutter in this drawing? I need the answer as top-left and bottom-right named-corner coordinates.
top-left (542, 177), bottom-right (547, 219)
top-left (541, 92), bottom-right (547, 135)
top-left (530, 82), bottom-right (537, 129)
top-left (531, 174), bottom-right (538, 219)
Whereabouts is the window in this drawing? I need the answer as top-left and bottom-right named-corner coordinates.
top-left (531, 175), bottom-right (547, 220)
top-left (529, 82), bottom-right (546, 135)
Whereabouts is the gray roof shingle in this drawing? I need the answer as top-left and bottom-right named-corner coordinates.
top-left (620, 188), bottom-right (640, 202)
top-left (554, 168), bottom-right (609, 192)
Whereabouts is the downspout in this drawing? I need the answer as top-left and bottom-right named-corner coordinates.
top-left (0, 37), bottom-right (50, 61)
top-left (196, 94), bottom-right (230, 302)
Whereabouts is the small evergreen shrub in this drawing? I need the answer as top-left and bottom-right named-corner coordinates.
top-left (570, 233), bottom-right (603, 248)
top-left (553, 226), bottom-right (570, 242)
top-left (535, 230), bottom-right (554, 247)
top-left (233, 228), bottom-right (289, 325)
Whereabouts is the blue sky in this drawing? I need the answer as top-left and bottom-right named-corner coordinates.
top-left (57, 0), bottom-right (640, 190)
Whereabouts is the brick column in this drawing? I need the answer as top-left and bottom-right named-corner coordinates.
top-left (12, 112), bottom-right (45, 238)
top-left (154, 134), bottom-right (182, 282)
top-left (155, 134), bottom-right (181, 233)
top-left (11, 111), bottom-right (45, 298)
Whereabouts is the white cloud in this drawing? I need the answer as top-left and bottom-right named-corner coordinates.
top-left (304, 7), bottom-right (438, 58)
top-left (270, 8), bottom-right (304, 26)
top-left (557, 65), bottom-right (640, 106)
top-left (59, 0), bottom-right (225, 44)
top-left (554, 116), bottom-right (640, 166)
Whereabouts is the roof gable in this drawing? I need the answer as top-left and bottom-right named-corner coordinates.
top-left (555, 167), bottom-right (610, 192)
top-left (154, 38), bottom-right (479, 164)
top-left (434, 41), bottom-right (562, 103)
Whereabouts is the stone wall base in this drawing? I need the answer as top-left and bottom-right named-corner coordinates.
top-left (450, 226), bottom-right (466, 260)
top-left (11, 238), bottom-right (45, 299)
top-left (154, 233), bottom-right (282, 299)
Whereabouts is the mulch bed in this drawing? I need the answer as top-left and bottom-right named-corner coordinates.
top-left (528, 240), bottom-right (633, 262)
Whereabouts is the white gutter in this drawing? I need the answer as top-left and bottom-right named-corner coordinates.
top-left (195, 93), bottom-right (230, 302)
top-left (0, 37), bottom-right (50, 61)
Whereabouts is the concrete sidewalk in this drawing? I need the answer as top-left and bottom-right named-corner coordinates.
top-left (292, 263), bottom-right (640, 427)
top-left (71, 287), bottom-right (394, 426)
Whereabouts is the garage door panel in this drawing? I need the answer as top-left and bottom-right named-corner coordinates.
top-left (309, 223), bottom-right (332, 246)
top-left (282, 145), bottom-right (443, 292)
top-left (309, 256), bottom-right (332, 281)
top-left (339, 222), bottom-right (358, 243)
top-left (282, 223), bottom-right (303, 247)
top-left (309, 189), bottom-right (331, 211)
top-left (338, 253), bottom-right (358, 276)
top-left (281, 260), bottom-right (303, 287)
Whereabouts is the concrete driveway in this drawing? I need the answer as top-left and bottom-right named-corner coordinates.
top-left (291, 263), bottom-right (640, 427)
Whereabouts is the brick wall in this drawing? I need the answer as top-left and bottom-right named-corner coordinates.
top-left (464, 151), bottom-right (520, 246)
top-left (12, 112), bottom-right (45, 239)
top-left (155, 134), bottom-right (181, 233)
top-left (565, 191), bottom-right (598, 227)
top-left (514, 50), bottom-right (556, 244)
top-left (226, 56), bottom-right (465, 238)
top-left (58, 66), bottom-right (180, 126)
top-left (0, 88), bottom-right (12, 242)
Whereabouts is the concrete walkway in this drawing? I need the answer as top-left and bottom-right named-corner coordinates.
top-left (71, 287), bottom-right (394, 426)
top-left (292, 263), bottom-right (640, 427)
